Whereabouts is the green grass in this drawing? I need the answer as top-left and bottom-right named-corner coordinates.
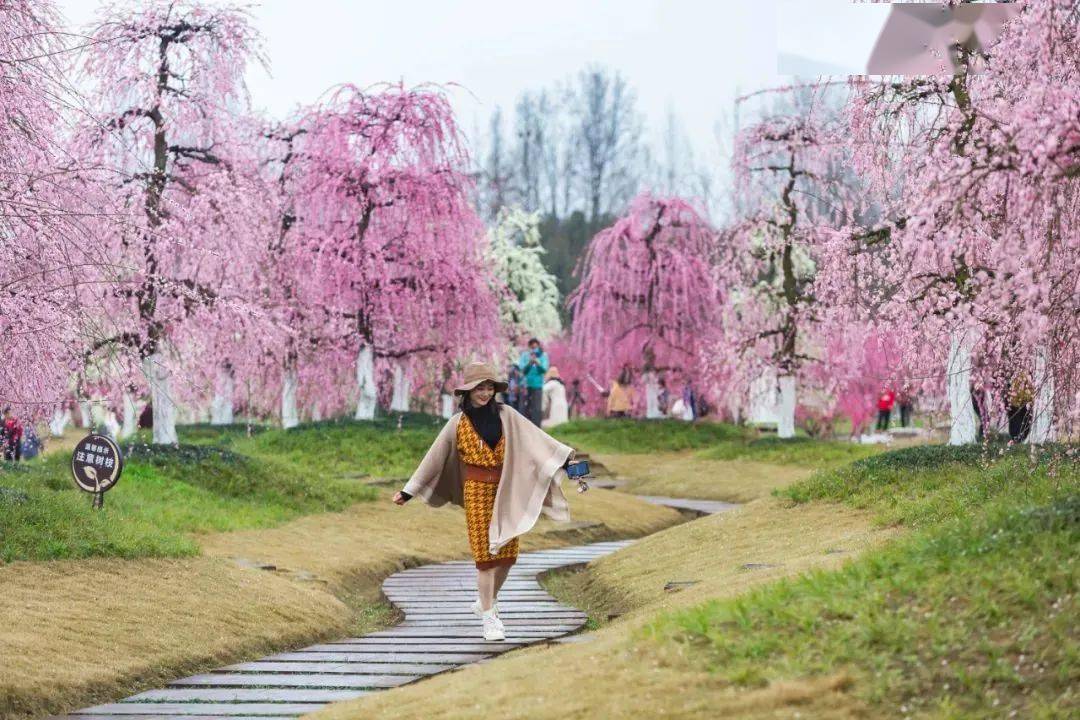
top-left (643, 444), bottom-right (1079, 718)
top-left (552, 418), bottom-right (884, 470)
top-left (0, 416), bottom-right (448, 563)
top-left (700, 435), bottom-right (882, 469)
top-left (551, 418), bottom-right (748, 453)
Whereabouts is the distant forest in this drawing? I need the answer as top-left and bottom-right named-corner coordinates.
top-left (471, 66), bottom-right (717, 319)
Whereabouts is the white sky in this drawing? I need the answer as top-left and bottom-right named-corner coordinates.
top-left (55, 0), bottom-right (891, 181)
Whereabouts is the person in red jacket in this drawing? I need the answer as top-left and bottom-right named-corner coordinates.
top-left (2, 407), bottom-right (24, 462)
top-left (876, 388), bottom-right (896, 432)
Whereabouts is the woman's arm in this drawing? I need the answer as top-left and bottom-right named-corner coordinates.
top-left (394, 419), bottom-right (454, 504)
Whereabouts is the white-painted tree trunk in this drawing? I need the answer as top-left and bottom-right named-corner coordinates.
top-left (210, 372), bottom-right (234, 425)
top-left (947, 332), bottom-right (978, 445)
top-left (644, 372), bottom-right (662, 419)
top-left (78, 400), bottom-right (92, 429)
top-left (119, 392), bottom-right (138, 439)
top-left (777, 375), bottom-right (797, 439)
top-left (49, 407), bottom-right (71, 437)
top-left (142, 353), bottom-right (179, 445)
top-left (281, 368), bottom-right (299, 429)
top-left (1029, 346), bottom-right (1055, 444)
top-left (441, 392), bottom-right (455, 419)
top-left (102, 410), bottom-right (121, 438)
top-left (311, 403), bottom-right (322, 422)
top-left (390, 363), bottom-right (410, 413)
top-left (354, 345), bottom-right (378, 420)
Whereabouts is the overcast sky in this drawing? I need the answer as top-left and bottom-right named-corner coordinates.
top-left (54, 0), bottom-right (889, 183)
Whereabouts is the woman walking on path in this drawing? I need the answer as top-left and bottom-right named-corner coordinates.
top-left (541, 366), bottom-right (569, 429)
top-left (393, 362), bottom-right (576, 641)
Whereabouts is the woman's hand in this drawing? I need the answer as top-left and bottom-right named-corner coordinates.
top-left (392, 491), bottom-right (408, 505)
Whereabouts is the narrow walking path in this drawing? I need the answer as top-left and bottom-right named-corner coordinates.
top-left (57, 497), bottom-right (730, 720)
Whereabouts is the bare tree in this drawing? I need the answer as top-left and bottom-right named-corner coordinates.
top-left (567, 67), bottom-right (644, 224)
top-left (483, 106), bottom-right (512, 218)
top-left (514, 92), bottom-right (542, 212)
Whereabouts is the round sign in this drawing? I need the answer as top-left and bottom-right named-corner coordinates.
top-left (71, 434), bottom-right (124, 494)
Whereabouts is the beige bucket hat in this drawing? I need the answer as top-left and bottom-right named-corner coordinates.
top-left (453, 361), bottom-right (509, 395)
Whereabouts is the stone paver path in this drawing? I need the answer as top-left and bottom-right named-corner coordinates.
top-left (58, 541), bottom-right (633, 720)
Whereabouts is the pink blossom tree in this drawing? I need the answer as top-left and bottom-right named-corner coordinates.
top-left (0, 1), bottom-right (104, 422)
top-left (74, 0), bottom-right (273, 443)
top-left (716, 103), bottom-right (862, 438)
top-left (833, 0), bottom-right (1080, 443)
top-left (568, 193), bottom-right (722, 417)
top-left (287, 84), bottom-right (503, 421)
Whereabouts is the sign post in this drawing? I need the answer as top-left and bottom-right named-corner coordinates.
top-left (71, 434), bottom-right (123, 509)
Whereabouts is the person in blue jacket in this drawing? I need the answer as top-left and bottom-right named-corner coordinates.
top-left (517, 337), bottom-right (549, 426)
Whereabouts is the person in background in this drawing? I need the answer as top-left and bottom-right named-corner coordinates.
top-left (541, 366), bottom-right (569, 428)
top-left (680, 382), bottom-right (696, 422)
top-left (657, 377), bottom-right (671, 416)
top-left (517, 338), bottom-right (549, 426)
top-left (876, 387), bottom-right (896, 431)
top-left (505, 365), bottom-right (523, 411)
top-left (21, 423), bottom-right (42, 460)
top-left (2, 407), bottom-right (23, 462)
top-left (605, 365), bottom-right (634, 418)
top-left (1005, 373), bottom-right (1033, 442)
top-left (567, 379), bottom-right (585, 418)
top-left (897, 389), bottom-right (914, 428)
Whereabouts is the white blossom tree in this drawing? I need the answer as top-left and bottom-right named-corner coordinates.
top-left (487, 207), bottom-right (562, 341)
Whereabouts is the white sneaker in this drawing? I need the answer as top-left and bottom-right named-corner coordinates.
top-left (481, 609), bottom-right (505, 641)
top-left (472, 599), bottom-right (499, 617)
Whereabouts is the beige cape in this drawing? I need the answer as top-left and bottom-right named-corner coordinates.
top-left (402, 407), bottom-right (574, 554)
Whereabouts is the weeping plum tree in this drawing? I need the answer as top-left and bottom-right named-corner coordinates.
top-left (293, 84), bottom-right (502, 420)
top-left (717, 108), bottom-right (858, 438)
top-left (833, 0), bottom-right (1080, 443)
top-left (75, 0), bottom-right (271, 443)
top-left (569, 193), bottom-right (722, 415)
top-left (0, 1), bottom-right (93, 417)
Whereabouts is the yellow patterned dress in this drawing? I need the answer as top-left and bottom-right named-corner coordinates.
top-left (457, 415), bottom-right (519, 569)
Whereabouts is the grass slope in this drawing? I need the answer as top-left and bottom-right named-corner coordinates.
top-left (0, 417), bottom-right (459, 562)
top-left (310, 444), bottom-right (1077, 720)
top-left (554, 419), bottom-right (886, 502)
top-left (1, 415), bottom-right (684, 720)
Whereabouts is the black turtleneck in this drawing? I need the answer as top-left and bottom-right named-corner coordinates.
top-left (462, 396), bottom-right (503, 450)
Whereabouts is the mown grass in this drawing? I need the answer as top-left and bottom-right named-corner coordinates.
top-left (700, 435), bottom-right (883, 469)
top-left (553, 418), bottom-right (884, 468)
top-left (551, 418), bottom-right (746, 452)
top-left (0, 417), bottom-right (452, 562)
top-left (645, 444), bottom-right (1079, 718)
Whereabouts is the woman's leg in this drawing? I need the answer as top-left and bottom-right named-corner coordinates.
top-left (493, 563), bottom-right (512, 598)
top-left (477, 567), bottom-right (497, 611)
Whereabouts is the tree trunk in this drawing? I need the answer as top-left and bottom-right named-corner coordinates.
top-left (120, 392), bottom-right (139, 439)
top-left (281, 368), bottom-right (299, 429)
top-left (143, 353), bottom-right (178, 444)
top-left (947, 331), bottom-right (978, 445)
top-left (1029, 346), bottom-right (1055, 444)
top-left (777, 375), bottom-right (796, 439)
top-left (441, 393), bottom-right (455, 419)
top-left (644, 371), bottom-right (662, 419)
top-left (78, 400), bottom-right (92, 429)
top-left (390, 363), bottom-right (411, 412)
top-left (354, 344), bottom-right (377, 420)
top-left (49, 407), bottom-right (71, 437)
top-left (103, 410), bottom-right (121, 439)
top-left (210, 371), bottom-right (234, 425)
